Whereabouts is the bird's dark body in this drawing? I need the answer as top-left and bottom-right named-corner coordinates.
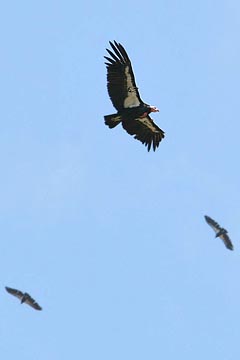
top-left (215, 229), bottom-right (227, 238)
top-left (21, 293), bottom-right (29, 304)
top-left (122, 104), bottom-right (152, 119)
top-left (106, 104), bottom-right (152, 122)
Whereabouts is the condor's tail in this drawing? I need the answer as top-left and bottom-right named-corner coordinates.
top-left (104, 113), bottom-right (122, 129)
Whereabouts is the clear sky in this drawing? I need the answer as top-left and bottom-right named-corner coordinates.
top-left (1, 0), bottom-right (240, 359)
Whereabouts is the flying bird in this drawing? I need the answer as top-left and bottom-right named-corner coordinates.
top-left (5, 286), bottom-right (42, 310)
top-left (204, 215), bottom-right (233, 250)
top-left (104, 41), bottom-right (165, 151)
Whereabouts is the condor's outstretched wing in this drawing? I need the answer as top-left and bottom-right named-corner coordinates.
top-left (24, 293), bottom-right (42, 311)
top-left (204, 215), bottom-right (233, 250)
top-left (5, 286), bottom-right (24, 300)
top-left (218, 232), bottom-right (234, 250)
top-left (122, 115), bottom-right (165, 151)
top-left (204, 215), bottom-right (222, 233)
top-left (104, 41), bottom-right (143, 111)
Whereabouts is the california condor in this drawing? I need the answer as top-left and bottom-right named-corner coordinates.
top-left (104, 41), bottom-right (165, 151)
top-left (5, 286), bottom-right (42, 310)
top-left (204, 215), bottom-right (233, 251)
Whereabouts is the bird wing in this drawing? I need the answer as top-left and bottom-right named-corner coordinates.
top-left (24, 293), bottom-right (42, 310)
top-left (5, 286), bottom-right (24, 300)
top-left (104, 41), bottom-right (142, 111)
top-left (122, 115), bottom-right (165, 151)
top-left (219, 233), bottom-right (234, 251)
top-left (204, 215), bottom-right (222, 234)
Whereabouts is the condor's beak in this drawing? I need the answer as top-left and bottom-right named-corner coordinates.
top-left (150, 106), bottom-right (159, 112)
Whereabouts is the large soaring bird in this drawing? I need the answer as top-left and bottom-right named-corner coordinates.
top-left (204, 215), bottom-right (233, 251)
top-left (5, 286), bottom-right (42, 310)
top-left (104, 41), bottom-right (165, 151)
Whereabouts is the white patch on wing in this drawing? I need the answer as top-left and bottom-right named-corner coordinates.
top-left (137, 118), bottom-right (158, 133)
top-left (208, 224), bottom-right (218, 233)
top-left (112, 115), bottom-right (122, 122)
top-left (123, 66), bottom-right (141, 108)
top-left (15, 293), bottom-right (24, 300)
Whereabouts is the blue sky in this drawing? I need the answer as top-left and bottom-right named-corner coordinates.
top-left (1, 0), bottom-right (240, 359)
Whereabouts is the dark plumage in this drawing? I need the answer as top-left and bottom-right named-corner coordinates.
top-left (5, 286), bottom-right (42, 310)
top-left (104, 41), bottom-right (165, 151)
top-left (204, 215), bottom-right (233, 251)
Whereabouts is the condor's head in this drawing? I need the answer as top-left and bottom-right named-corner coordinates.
top-left (138, 105), bottom-right (159, 119)
top-left (149, 105), bottom-right (159, 113)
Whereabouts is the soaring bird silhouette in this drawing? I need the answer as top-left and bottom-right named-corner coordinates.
top-left (204, 215), bottom-right (233, 250)
top-left (5, 286), bottom-right (42, 310)
top-left (104, 41), bottom-right (165, 151)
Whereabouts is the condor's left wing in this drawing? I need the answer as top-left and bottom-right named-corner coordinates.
top-left (204, 215), bottom-right (222, 234)
top-left (104, 41), bottom-right (142, 111)
top-left (122, 115), bottom-right (165, 151)
top-left (218, 233), bottom-right (234, 251)
top-left (5, 286), bottom-right (24, 300)
top-left (24, 293), bottom-right (42, 311)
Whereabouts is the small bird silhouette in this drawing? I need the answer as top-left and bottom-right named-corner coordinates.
top-left (5, 286), bottom-right (42, 310)
top-left (204, 215), bottom-right (233, 251)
